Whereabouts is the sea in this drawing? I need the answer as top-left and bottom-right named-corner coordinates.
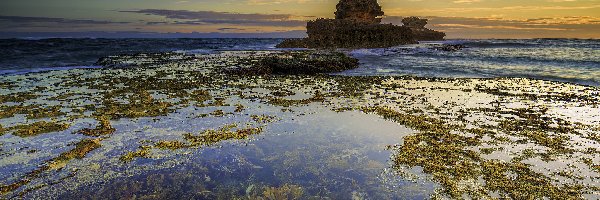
top-left (1, 38), bottom-right (599, 86)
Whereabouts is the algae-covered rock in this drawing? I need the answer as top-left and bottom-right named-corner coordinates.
top-left (76, 116), bottom-right (116, 137)
top-left (48, 138), bottom-right (102, 169)
top-left (95, 52), bottom-right (195, 68)
top-left (226, 51), bottom-right (359, 75)
top-left (13, 121), bottom-right (70, 137)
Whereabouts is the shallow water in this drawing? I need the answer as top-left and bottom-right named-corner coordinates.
top-left (343, 39), bottom-right (600, 86)
top-left (2, 38), bottom-right (600, 86)
top-left (1, 51), bottom-right (599, 199)
top-left (43, 109), bottom-right (435, 199)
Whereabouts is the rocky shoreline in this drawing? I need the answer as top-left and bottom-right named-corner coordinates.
top-left (1, 50), bottom-right (599, 199)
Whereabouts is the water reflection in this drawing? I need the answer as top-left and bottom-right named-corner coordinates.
top-left (56, 110), bottom-right (435, 199)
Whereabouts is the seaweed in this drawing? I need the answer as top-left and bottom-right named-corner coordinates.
top-left (120, 145), bottom-right (152, 162)
top-left (155, 141), bottom-right (188, 150)
top-left (234, 104), bottom-right (245, 112)
top-left (76, 116), bottom-right (116, 137)
top-left (225, 51), bottom-right (359, 75)
top-left (1, 50), bottom-right (599, 198)
top-left (121, 125), bottom-right (263, 162)
top-left (47, 138), bottom-right (102, 169)
top-left (12, 121), bottom-right (70, 137)
top-left (93, 90), bottom-right (174, 119)
top-left (250, 115), bottom-right (277, 124)
top-left (0, 92), bottom-right (38, 104)
top-left (0, 139), bottom-right (101, 194)
top-left (364, 106), bottom-right (586, 199)
top-left (268, 91), bottom-right (325, 107)
top-left (184, 125), bottom-right (263, 147)
top-left (210, 109), bottom-right (225, 117)
top-left (25, 105), bottom-right (66, 119)
top-left (360, 106), bottom-right (461, 133)
top-left (0, 81), bottom-right (17, 89)
top-left (0, 105), bottom-right (36, 119)
top-left (262, 184), bottom-right (304, 200)
top-left (190, 90), bottom-right (212, 103)
top-left (0, 124), bottom-right (4, 136)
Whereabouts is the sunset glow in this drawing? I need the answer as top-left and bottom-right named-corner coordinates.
top-left (1, 0), bottom-right (599, 38)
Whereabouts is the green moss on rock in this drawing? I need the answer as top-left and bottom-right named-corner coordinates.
top-left (12, 121), bottom-right (70, 137)
top-left (77, 116), bottom-right (116, 137)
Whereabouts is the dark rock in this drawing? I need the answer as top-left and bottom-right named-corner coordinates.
top-left (276, 38), bottom-right (309, 48)
top-left (411, 29), bottom-right (446, 41)
top-left (402, 17), bottom-right (445, 41)
top-left (278, 19), bottom-right (415, 49)
top-left (225, 51), bottom-right (359, 75)
top-left (335, 0), bottom-right (384, 24)
top-left (276, 0), bottom-right (445, 49)
top-left (96, 53), bottom-right (194, 68)
top-left (402, 17), bottom-right (428, 29)
top-left (432, 44), bottom-right (466, 51)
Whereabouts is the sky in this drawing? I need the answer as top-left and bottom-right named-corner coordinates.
top-left (0, 0), bottom-right (599, 38)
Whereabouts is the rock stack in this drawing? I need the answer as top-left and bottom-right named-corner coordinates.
top-left (276, 0), bottom-right (445, 49)
top-left (402, 17), bottom-right (445, 41)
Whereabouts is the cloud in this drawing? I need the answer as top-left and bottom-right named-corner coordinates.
top-left (0, 15), bottom-right (129, 25)
top-left (122, 9), bottom-right (307, 27)
top-left (452, 0), bottom-right (481, 4)
top-left (385, 4), bottom-right (600, 15)
top-left (217, 27), bottom-right (245, 31)
top-left (121, 9), bottom-right (306, 27)
top-left (0, 30), bottom-right (308, 39)
top-left (383, 16), bottom-right (600, 38)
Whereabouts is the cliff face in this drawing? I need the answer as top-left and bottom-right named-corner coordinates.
top-left (276, 0), bottom-right (444, 48)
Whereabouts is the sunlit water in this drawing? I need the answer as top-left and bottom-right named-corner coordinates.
top-left (9, 100), bottom-right (436, 199)
top-left (1, 39), bottom-right (599, 199)
top-left (1, 38), bottom-right (599, 86)
top-left (342, 39), bottom-right (600, 86)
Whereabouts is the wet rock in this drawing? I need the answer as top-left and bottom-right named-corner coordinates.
top-left (95, 52), bottom-right (193, 68)
top-left (225, 51), bottom-right (359, 75)
top-left (432, 44), bottom-right (466, 51)
top-left (276, 38), bottom-right (308, 48)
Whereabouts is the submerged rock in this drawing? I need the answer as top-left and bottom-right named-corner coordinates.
top-left (276, 0), bottom-right (445, 49)
top-left (432, 44), bottom-right (466, 51)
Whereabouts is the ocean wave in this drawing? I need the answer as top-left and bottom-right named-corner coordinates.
top-left (0, 65), bottom-right (101, 75)
top-left (1, 38), bottom-right (598, 86)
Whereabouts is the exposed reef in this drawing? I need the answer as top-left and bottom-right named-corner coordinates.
top-left (224, 51), bottom-right (359, 75)
top-left (276, 0), bottom-right (445, 48)
top-left (1, 51), bottom-right (599, 199)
